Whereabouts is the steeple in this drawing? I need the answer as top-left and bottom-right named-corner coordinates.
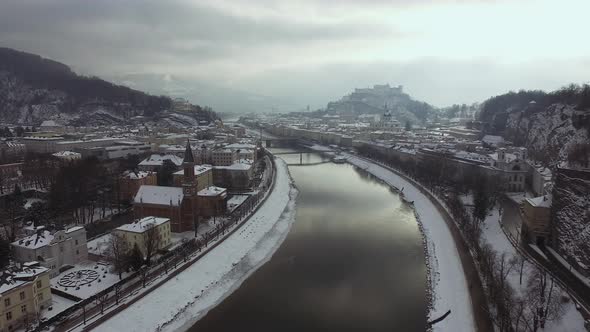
top-left (183, 139), bottom-right (194, 164)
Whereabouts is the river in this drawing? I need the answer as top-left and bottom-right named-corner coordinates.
top-left (189, 150), bottom-right (428, 331)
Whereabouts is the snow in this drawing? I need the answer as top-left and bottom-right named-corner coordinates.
top-left (546, 247), bottom-right (590, 288)
top-left (24, 198), bottom-right (44, 209)
top-left (134, 185), bottom-right (183, 206)
top-left (116, 217), bottom-right (170, 233)
top-left (172, 165), bottom-right (211, 176)
top-left (94, 158), bottom-right (298, 332)
top-left (197, 186), bottom-right (227, 197)
top-left (344, 154), bottom-right (475, 332)
top-left (41, 294), bottom-right (78, 320)
top-left (87, 233), bottom-right (112, 256)
top-left (526, 195), bottom-right (552, 208)
top-left (529, 244), bottom-right (548, 260)
top-left (482, 206), bottom-right (587, 331)
top-left (139, 154), bottom-right (183, 167)
top-left (12, 230), bottom-right (53, 249)
top-left (50, 262), bottom-right (128, 300)
top-left (227, 195), bottom-right (248, 212)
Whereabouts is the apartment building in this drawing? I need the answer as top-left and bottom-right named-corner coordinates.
top-left (0, 265), bottom-right (51, 332)
top-left (113, 217), bottom-right (172, 255)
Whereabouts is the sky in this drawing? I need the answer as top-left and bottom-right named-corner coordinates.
top-left (1, 0), bottom-right (590, 109)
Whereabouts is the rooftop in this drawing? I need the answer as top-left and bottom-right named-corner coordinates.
top-left (116, 217), bottom-right (170, 233)
top-left (134, 185), bottom-right (184, 206)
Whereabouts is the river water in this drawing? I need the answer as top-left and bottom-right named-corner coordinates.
top-left (189, 150), bottom-right (428, 331)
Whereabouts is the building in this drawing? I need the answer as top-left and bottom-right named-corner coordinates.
top-left (22, 137), bottom-right (121, 154)
top-left (79, 141), bottom-right (151, 160)
top-left (172, 165), bottom-right (213, 190)
top-left (133, 185), bottom-right (185, 233)
top-left (489, 147), bottom-right (528, 192)
top-left (211, 148), bottom-right (237, 166)
top-left (137, 154), bottom-right (183, 172)
top-left (11, 227), bottom-right (88, 278)
top-left (39, 120), bottom-right (65, 133)
top-left (521, 195), bottom-right (552, 245)
top-left (119, 171), bottom-right (158, 202)
top-left (0, 264), bottom-right (52, 332)
top-left (212, 160), bottom-right (253, 190)
top-left (197, 186), bottom-right (228, 217)
top-left (113, 217), bottom-right (172, 255)
top-left (134, 142), bottom-right (228, 232)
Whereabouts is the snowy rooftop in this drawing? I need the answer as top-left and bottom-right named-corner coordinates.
top-left (526, 195), bottom-right (552, 208)
top-left (12, 230), bottom-right (53, 249)
top-left (123, 170), bottom-right (153, 180)
top-left (198, 186), bottom-right (227, 197)
top-left (139, 154), bottom-right (183, 167)
top-left (52, 151), bottom-right (81, 158)
top-left (134, 185), bottom-right (184, 206)
top-left (214, 160), bottom-right (253, 171)
top-left (173, 165), bottom-right (212, 176)
top-left (225, 143), bottom-right (256, 150)
top-left (116, 217), bottom-right (170, 233)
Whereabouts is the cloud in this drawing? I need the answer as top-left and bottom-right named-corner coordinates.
top-left (0, 0), bottom-right (589, 110)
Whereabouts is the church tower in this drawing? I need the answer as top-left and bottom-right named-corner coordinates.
top-left (181, 140), bottom-right (199, 234)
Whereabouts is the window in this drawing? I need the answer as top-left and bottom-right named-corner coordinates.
top-left (75, 239), bottom-right (79, 245)
top-left (19, 292), bottom-right (25, 300)
top-left (4, 298), bottom-right (10, 307)
top-left (76, 249), bottom-right (80, 255)
top-left (20, 305), bottom-right (26, 313)
top-left (36, 280), bottom-right (42, 288)
top-left (6, 311), bottom-right (12, 320)
top-left (38, 293), bottom-right (43, 301)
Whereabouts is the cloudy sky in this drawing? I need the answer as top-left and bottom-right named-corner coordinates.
top-left (1, 0), bottom-right (589, 109)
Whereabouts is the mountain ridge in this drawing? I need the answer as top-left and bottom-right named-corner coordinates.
top-left (0, 47), bottom-right (217, 126)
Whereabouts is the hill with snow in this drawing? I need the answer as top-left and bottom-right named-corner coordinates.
top-left (325, 84), bottom-right (434, 125)
top-left (0, 48), bottom-right (217, 127)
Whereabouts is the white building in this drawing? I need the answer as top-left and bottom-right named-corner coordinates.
top-left (11, 226), bottom-right (88, 278)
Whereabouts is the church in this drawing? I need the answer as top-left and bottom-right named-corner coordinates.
top-left (133, 141), bottom-right (227, 234)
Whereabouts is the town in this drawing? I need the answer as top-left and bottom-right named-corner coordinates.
top-left (0, 109), bottom-right (278, 331)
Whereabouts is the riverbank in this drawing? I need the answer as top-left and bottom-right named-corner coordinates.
top-left (345, 154), bottom-right (478, 332)
top-left (93, 158), bottom-right (298, 332)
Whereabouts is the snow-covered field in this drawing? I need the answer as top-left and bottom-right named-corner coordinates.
top-left (94, 158), bottom-right (298, 332)
top-left (345, 154), bottom-right (475, 332)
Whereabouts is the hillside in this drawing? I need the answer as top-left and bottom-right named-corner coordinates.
top-left (0, 48), bottom-right (217, 126)
top-left (479, 85), bottom-right (590, 163)
top-left (551, 168), bottom-right (590, 275)
top-left (326, 84), bottom-right (434, 124)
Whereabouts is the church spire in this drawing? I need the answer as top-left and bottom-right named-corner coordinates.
top-left (183, 139), bottom-right (194, 164)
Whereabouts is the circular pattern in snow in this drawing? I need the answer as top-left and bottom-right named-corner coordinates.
top-left (57, 270), bottom-right (100, 288)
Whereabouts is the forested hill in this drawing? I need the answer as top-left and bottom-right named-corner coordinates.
top-left (478, 85), bottom-right (590, 163)
top-left (0, 47), bottom-right (217, 126)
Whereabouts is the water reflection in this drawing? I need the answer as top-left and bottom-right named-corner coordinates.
top-left (190, 152), bottom-right (427, 332)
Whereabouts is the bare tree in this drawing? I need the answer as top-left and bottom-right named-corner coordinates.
top-left (522, 268), bottom-right (565, 331)
top-left (95, 291), bottom-right (109, 315)
top-left (139, 265), bottom-right (149, 288)
top-left (143, 223), bottom-right (161, 266)
top-left (114, 283), bottom-right (122, 305)
top-left (107, 233), bottom-right (129, 280)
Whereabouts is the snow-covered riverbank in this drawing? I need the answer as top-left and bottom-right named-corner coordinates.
top-left (345, 154), bottom-right (475, 332)
top-left (95, 158), bottom-right (298, 332)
